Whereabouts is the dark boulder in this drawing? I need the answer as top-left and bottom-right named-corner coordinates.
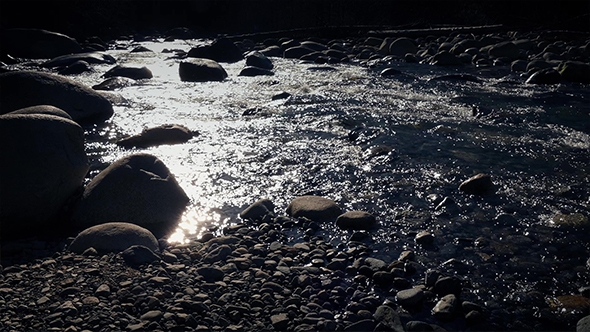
top-left (336, 211), bottom-right (377, 230)
top-left (238, 66), bottom-right (274, 76)
top-left (41, 52), bottom-right (116, 68)
top-left (389, 37), bottom-right (417, 57)
top-left (245, 51), bottom-right (273, 70)
top-left (0, 114), bottom-right (88, 238)
top-left (6, 105), bottom-right (72, 120)
top-left (558, 61), bottom-right (590, 83)
top-left (71, 153), bottom-right (189, 237)
top-left (0, 70), bottom-right (113, 125)
top-left (286, 196), bottom-right (342, 222)
top-left (459, 173), bottom-right (495, 195)
top-left (1, 28), bottom-right (81, 59)
top-left (92, 77), bottom-right (135, 91)
top-left (240, 199), bottom-right (275, 222)
top-left (179, 58), bottom-right (227, 82)
top-left (58, 60), bottom-right (93, 75)
top-left (117, 124), bottom-right (196, 148)
top-left (69, 222), bottom-right (159, 254)
top-left (429, 51), bottom-right (463, 66)
top-left (526, 68), bottom-right (561, 84)
top-left (103, 65), bottom-right (153, 80)
top-left (187, 37), bottom-right (243, 63)
top-left (283, 46), bottom-right (315, 59)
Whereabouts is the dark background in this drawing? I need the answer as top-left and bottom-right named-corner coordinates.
top-left (0, 0), bottom-right (588, 40)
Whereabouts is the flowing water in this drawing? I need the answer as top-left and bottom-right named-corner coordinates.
top-left (69, 38), bottom-right (589, 327)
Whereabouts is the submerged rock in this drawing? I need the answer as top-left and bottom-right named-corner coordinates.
top-left (0, 113), bottom-right (88, 238)
top-left (0, 70), bottom-right (114, 125)
top-left (71, 153), bottom-right (189, 237)
top-left (286, 196), bottom-right (342, 222)
top-left (117, 124), bottom-right (196, 148)
top-left (69, 222), bottom-right (159, 254)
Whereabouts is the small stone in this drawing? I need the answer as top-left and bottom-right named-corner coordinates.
top-left (121, 245), bottom-right (160, 266)
top-left (344, 319), bottom-right (376, 331)
top-left (434, 276), bottom-right (462, 296)
top-left (396, 288), bottom-right (424, 308)
top-left (415, 231), bottom-right (434, 245)
top-left (465, 310), bottom-right (484, 326)
top-left (399, 250), bottom-right (415, 261)
top-left (270, 313), bottom-right (289, 330)
top-left (432, 294), bottom-right (457, 322)
top-left (373, 305), bottom-right (404, 332)
top-left (82, 296), bottom-right (100, 305)
top-left (95, 284), bottom-right (110, 297)
top-left (578, 315), bottom-right (590, 332)
top-left (140, 310), bottom-right (163, 321)
top-left (406, 321), bottom-right (434, 331)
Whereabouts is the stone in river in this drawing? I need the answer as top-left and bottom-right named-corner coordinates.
top-left (103, 65), bottom-right (153, 80)
top-left (459, 173), bottom-right (495, 195)
top-left (41, 51), bottom-right (116, 68)
top-left (286, 195), bottom-right (342, 222)
top-left (283, 46), bottom-right (315, 59)
top-left (406, 321), bottom-right (434, 331)
top-left (6, 105), bottom-right (72, 120)
top-left (432, 294), bottom-right (458, 321)
top-left (2, 28), bottom-right (81, 59)
top-left (415, 231), bottom-right (435, 245)
top-left (240, 198), bottom-right (275, 222)
top-left (245, 51), bottom-right (273, 70)
top-left (487, 41), bottom-right (520, 60)
top-left (71, 153), bottom-right (189, 237)
top-left (0, 70), bottom-right (114, 125)
top-left (335, 211), bottom-right (377, 230)
top-left (69, 222), bottom-right (159, 254)
top-left (271, 313), bottom-right (289, 330)
top-left (92, 77), bottom-right (135, 91)
top-left (58, 60), bottom-right (93, 75)
top-left (117, 124), bottom-right (195, 148)
top-left (429, 51), bottom-right (463, 66)
top-left (388, 37), bottom-right (417, 57)
top-left (0, 114), bottom-right (88, 239)
top-left (179, 58), bottom-right (228, 82)
top-left (558, 61), bottom-right (590, 83)
top-left (526, 68), bottom-right (561, 85)
top-left (187, 37), bottom-right (243, 63)
top-left (238, 66), bottom-right (274, 76)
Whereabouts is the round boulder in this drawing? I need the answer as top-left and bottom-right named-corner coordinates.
top-left (103, 65), bottom-right (153, 80)
top-left (526, 68), bottom-right (561, 85)
top-left (388, 38), bottom-right (417, 57)
top-left (0, 114), bottom-right (88, 238)
top-left (459, 173), bottom-right (495, 195)
top-left (558, 61), bottom-right (590, 83)
top-left (0, 70), bottom-right (114, 125)
top-left (71, 153), bottom-right (190, 237)
top-left (283, 46), bottom-right (315, 59)
top-left (179, 58), bottom-right (228, 82)
top-left (240, 199), bottom-right (275, 222)
top-left (187, 37), bottom-right (243, 63)
top-left (238, 66), bottom-right (274, 77)
top-left (69, 222), bottom-right (159, 254)
top-left (487, 41), bottom-right (520, 60)
top-left (286, 196), bottom-right (342, 222)
top-left (429, 51), bottom-right (463, 66)
top-left (245, 51), bottom-right (274, 70)
top-left (41, 51), bottom-right (116, 68)
top-left (336, 211), bottom-right (377, 230)
top-left (6, 105), bottom-right (72, 120)
top-left (1, 28), bottom-right (81, 59)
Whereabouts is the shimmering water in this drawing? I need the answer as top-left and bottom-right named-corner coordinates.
top-left (71, 38), bottom-right (588, 323)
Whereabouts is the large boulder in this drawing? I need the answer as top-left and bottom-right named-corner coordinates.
top-left (245, 51), bottom-right (273, 70)
top-left (1, 28), bottom-right (81, 59)
top-left (0, 114), bottom-right (88, 238)
top-left (187, 37), bottom-right (243, 63)
top-left (388, 37), bottom-right (418, 57)
top-left (6, 105), bottom-right (72, 120)
top-left (0, 71), bottom-right (114, 125)
top-left (41, 51), bottom-right (116, 68)
top-left (179, 58), bottom-right (228, 82)
top-left (286, 196), bottom-right (342, 222)
top-left (117, 124), bottom-right (196, 148)
top-left (71, 153), bottom-right (190, 237)
top-left (69, 222), bottom-right (159, 254)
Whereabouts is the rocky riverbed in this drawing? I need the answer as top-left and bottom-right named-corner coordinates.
top-left (1, 26), bottom-right (590, 332)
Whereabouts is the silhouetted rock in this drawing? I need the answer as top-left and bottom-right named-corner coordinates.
top-left (121, 245), bottom-right (161, 266)
top-left (179, 58), bottom-right (228, 82)
top-left (487, 41), bottom-right (520, 60)
top-left (389, 37), bottom-right (418, 57)
top-left (558, 61), bottom-right (590, 83)
top-left (103, 65), bottom-right (153, 80)
top-left (336, 211), bottom-right (377, 230)
top-left (71, 153), bottom-right (189, 237)
top-left (240, 199), bottom-right (275, 222)
top-left (429, 51), bottom-right (463, 65)
top-left (0, 114), bottom-right (88, 238)
top-left (187, 37), bottom-right (243, 63)
top-left (459, 173), bottom-right (495, 195)
top-left (245, 51), bottom-right (273, 70)
top-left (1, 28), bottom-right (81, 59)
top-left (283, 46), bottom-right (315, 59)
top-left (117, 124), bottom-right (195, 148)
top-left (92, 77), bottom-right (136, 90)
top-left (6, 105), bottom-right (72, 120)
top-left (69, 222), bottom-right (159, 254)
top-left (0, 70), bottom-right (113, 125)
top-left (286, 196), bottom-right (342, 222)
top-left (41, 51), bottom-right (116, 68)
top-left (238, 66), bottom-right (274, 76)
top-left (526, 68), bottom-right (561, 84)
top-left (58, 60), bottom-right (93, 75)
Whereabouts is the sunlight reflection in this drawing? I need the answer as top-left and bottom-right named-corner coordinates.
top-left (167, 207), bottom-right (222, 244)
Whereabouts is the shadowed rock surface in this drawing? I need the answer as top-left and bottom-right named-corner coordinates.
top-left (69, 222), bottom-right (159, 254)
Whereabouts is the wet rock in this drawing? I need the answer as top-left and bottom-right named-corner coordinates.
top-left (245, 51), bottom-right (273, 70)
top-left (2, 28), bottom-right (81, 59)
top-left (526, 59), bottom-right (553, 72)
top-left (396, 288), bottom-right (424, 308)
top-left (336, 211), bottom-right (377, 230)
top-left (286, 196), bottom-right (342, 222)
top-left (260, 45), bottom-right (282, 57)
top-left (179, 58), bottom-right (228, 82)
top-left (240, 199), bottom-right (275, 222)
top-left (131, 45), bottom-right (153, 53)
top-left (272, 91), bottom-right (291, 100)
top-left (117, 124), bottom-right (195, 148)
top-left (380, 67), bottom-right (403, 77)
top-left (552, 213), bottom-right (589, 228)
top-left (388, 37), bottom-right (418, 57)
top-left (465, 310), bottom-right (484, 326)
top-left (197, 266), bottom-right (225, 282)
top-left (549, 295), bottom-right (590, 314)
top-left (578, 315), bottom-right (590, 332)
top-left (71, 153), bottom-right (189, 237)
top-left (432, 294), bottom-right (458, 321)
top-left (92, 77), bottom-right (136, 90)
top-left (6, 105), bottom-right (72, 120)
top-left (434, 276), bottom-right (461, 296)
top-left (58, 60), bottom-right (92, 75)
top-left (406, 321), bottom-right (434, 331)
top-left (458, 173), bottom-right (495, 195)
top-left (344, 319), bottom-right (376, 331)
top-left (558, 61), bottom-right (590, 83)
top-left (238, 66), bottom-right (274, 76)
top-left (0, 114), bottom-right (88, 238)
top-left (103, 65), bottom-right (153, 80)
top-left (121, 245), bottom-right (160, 266)
top-left (487, 41), bottom-right (520, 60)
top-left (373, 305), bottom-right (404, 332)
top-left (203, 244), bottom-right (232, 263)
top-left (429, 51), bottom-right (463, 66)
top-left (0, 70), bottom-right (114, 125)
top-left (69, 222), bottom-right (159, 254)
top-left (187, 37), bottom-right (243, 63)
top-left (415, 231), bottom-right (434, 245)
top-left (41, 51), bottom-right (116, 68)
top-left (526, 68), bottom-right (561, 84)
top-left (283, 46), bottom-right (315, 59)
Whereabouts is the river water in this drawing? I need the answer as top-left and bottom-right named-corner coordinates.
top-left (72, 38), bottom-right (589, 327)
